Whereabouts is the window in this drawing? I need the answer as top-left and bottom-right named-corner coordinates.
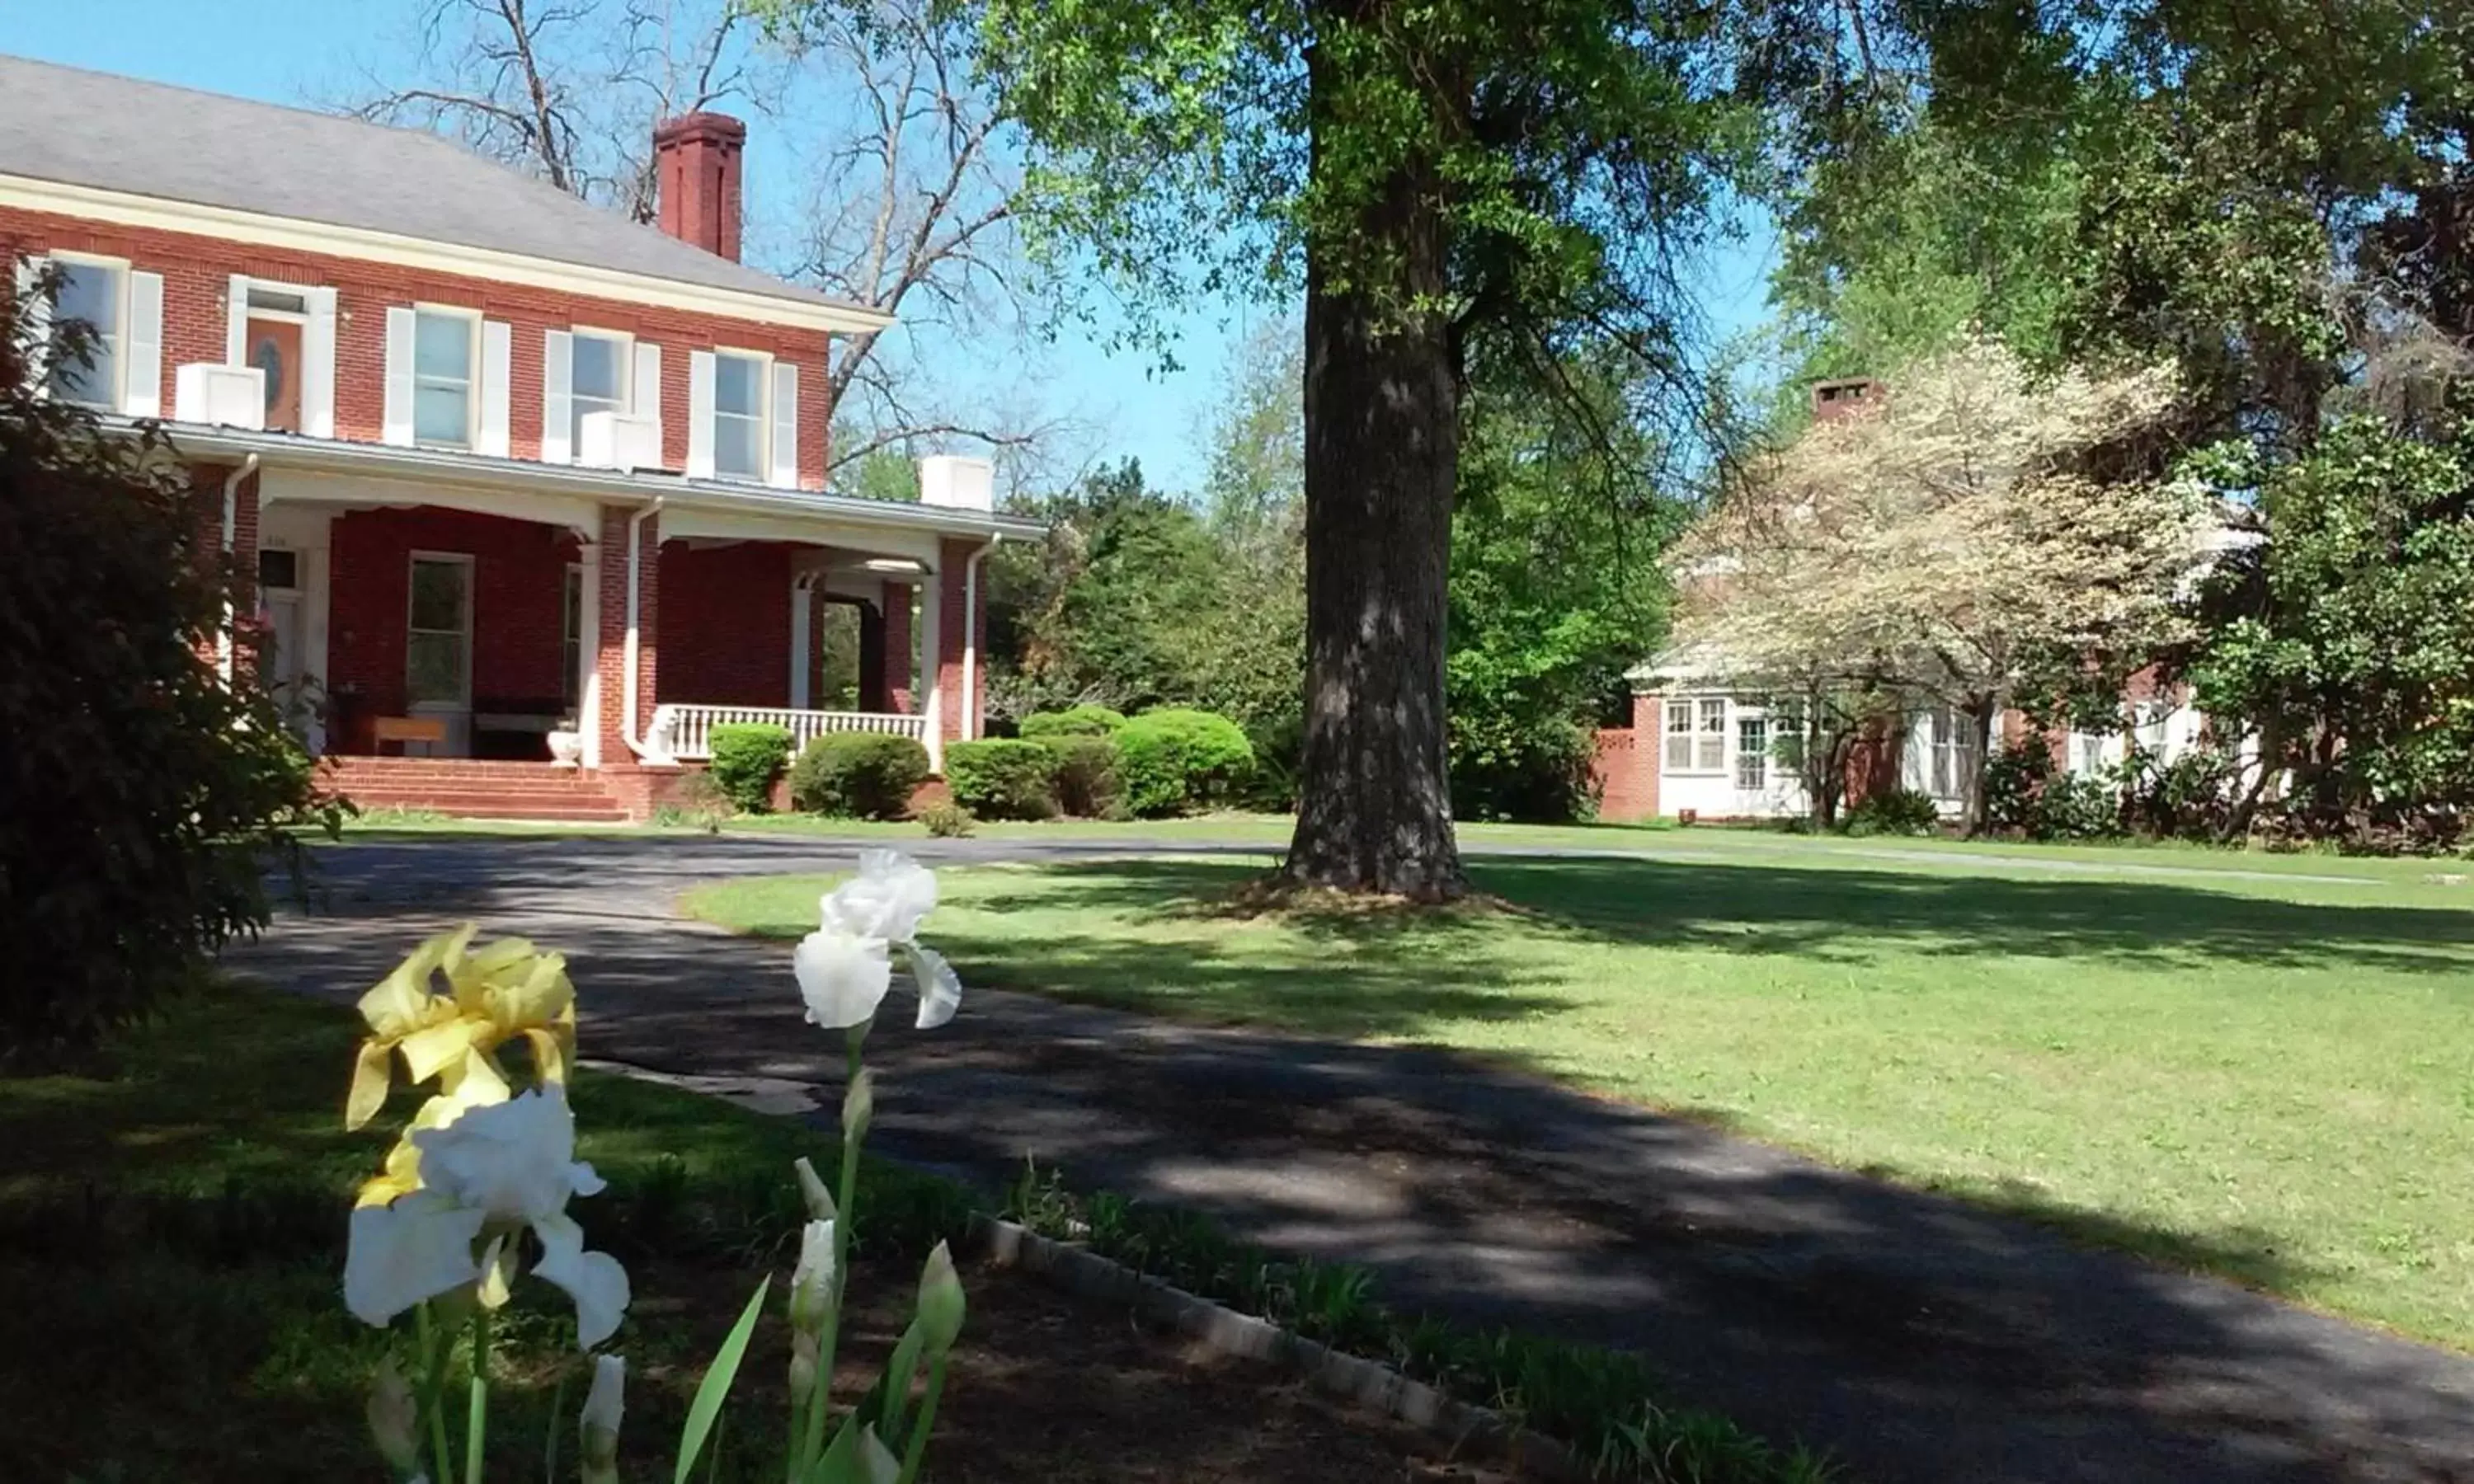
top-left (569, 330), bottom-right (630, 451)
top-left (1663, 698), bottom-right (1694, 772)
top-left (48, 257), bottom-right (125, 407)
top-left (2068, 730), bottom-right (2109, 776)
top-left (1924, 706), bottom-right (1980, 798)
top-left (257, 548), bottom-right (299, 591)
top-left (407, 556), bottom-right (473, 705)
top-left (1736, 716), bottom-right (1769, 789)
top-left (412, 308), bottom-right (477, 447)
top-left (562, 564), bottom-right (585, 711)
top-left (1696, 697), bottom-right (1728, 773)
top-left (713, 350), bottom-right (768, 479)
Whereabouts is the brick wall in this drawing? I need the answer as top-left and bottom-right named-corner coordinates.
top-left (327, 507), bottom-right (580, 738)
top-left (658, 540), bottom-right (794, 707)
top-left (1590, 693), bottom-right (1663, 821)
top-left (0, 205), bottom-right (833, 487)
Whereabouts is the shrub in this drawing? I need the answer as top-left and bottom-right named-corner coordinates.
top-left (705, 723), bottom-right (793, 814)
top-left (788, 731), bottom-right (930, 819)
top-left (1042, 733), bottom-right (1125, 818)
top-left (1114, 707), bottom-right (1255, 816)
top-left (2, 275), bottom-right (335, 1054)
top-left (1986, 739), bottom-right (2125, 840)
top-left (2128, 746), bottom-right (2240, 841)
top-left (1018, 704), bottom-right (1128, 740)
top-left (918, 799), bottom-right (976, 838)
top-left (943, 738), bottom-right (1058, 820)
top-left (1237, 714), bottom-right (1303, 812)
top-left (1841, 787), bottom-right (1940, 837)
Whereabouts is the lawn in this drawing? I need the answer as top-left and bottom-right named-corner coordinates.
top-left (0, 986), bottom-right (1508, 1483)
top-left (685, 846), bottom-right (2474, 1351)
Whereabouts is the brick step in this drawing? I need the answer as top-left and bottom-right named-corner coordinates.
top-left (350, 802), bottom-right (632, 823)
top-left (320, 759), bottom-right (584, 777)
top-left (339, 782), bottom-right (614, 806)
top-left (328, 774), bottom-right (614, 794)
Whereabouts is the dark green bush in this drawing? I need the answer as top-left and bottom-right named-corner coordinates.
top-left (788, 731), bottom-right (930, 819)
top-left (1841, 787), bottom-right (1941, 837)
top-left (1041, 733), bottom-right (1125, 818)
top-left (943, 738), bottom-right (1058, 819)
top-left (1115, 707), bottom-right (1255, 816)
top-left (1986, 740), bottom-right (2125, 840)
top-left (705, 723), bottom-right (793, 815)
top-left (2128, 746), bottom-right (2239, 840)
top-left (2, 275), bottom-right (336, 1054)
top-left (1018, 704), bottom-right (1128, 740)
top-left (1237, 714), bottom-right (1303, 812)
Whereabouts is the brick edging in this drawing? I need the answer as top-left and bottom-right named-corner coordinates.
top-left (971, 1213), bottom-right (1582, 1480)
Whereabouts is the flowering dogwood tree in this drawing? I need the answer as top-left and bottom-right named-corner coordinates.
top-left (1668, 336), bottom-right (2212, 829)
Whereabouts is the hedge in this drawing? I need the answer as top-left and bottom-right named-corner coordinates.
top-left (1018, 704), bottom-right (1128, 740)
top-left (1114, 707), bottom-right (1253, 817)
top-left (705, 723), bottom-right (793, 814)
top-left (788, 731), bottom-right (930, 819)
top-left (1042, 733), bottom-right (1124, 819)
top-left (943, 738), bottom-right (1058, 820)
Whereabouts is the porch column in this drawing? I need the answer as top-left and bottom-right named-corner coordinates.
top-left (880, 580), bottom-right (914, 713)
top-left (788, 575), bottom-right (813, 710)
top-left (932, 537), bottom-right (984, 744)
top-left (592, 503), bottom-right (661, 763)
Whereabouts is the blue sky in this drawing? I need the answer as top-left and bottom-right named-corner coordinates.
top-left (2, 2), bottom-right (1780, 491)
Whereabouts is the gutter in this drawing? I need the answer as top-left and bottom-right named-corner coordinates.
top-left (961, 534), bottom-right (1004, 739)
top-left (217, 453), bottom-right (260, 683)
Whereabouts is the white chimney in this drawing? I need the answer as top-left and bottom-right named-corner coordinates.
top-left (917, 454), bottom-right (994, 511)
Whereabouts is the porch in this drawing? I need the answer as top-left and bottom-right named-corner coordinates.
top-left (214, 445), bottom-right (1028, 818)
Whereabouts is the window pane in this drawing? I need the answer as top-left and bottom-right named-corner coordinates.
top-left (415, 312), bottom-right (471, 378)
top-left (54, 263), bottom-right (120, 335)
top-left (258, 549), bottom-right (299, 590)
top-left (416, 384), bottom-right (470, 444)
top-left (1666, 701), bottom-right (1692, 735)
top-left (49, 262), bottom-right (121, 406)
top-left (407, 633), bottom-right (467, 704)
top-left (1696, 735), bottom-right (1726, 772)
top-left (409, 560), bottom-right (468, 632)
top-left (572, 335), bottom-right (623, 402)
top-left (714, 353), bottom-right (763, 416)
top-left (714, 411), bottom-right (764, 478)
top-left (1699, 698), bottom-right (1727, 733)
top-left (1735, 719), bottom-right (1768, 788)
top-left (1663, 735), bottom-right (1691, 771)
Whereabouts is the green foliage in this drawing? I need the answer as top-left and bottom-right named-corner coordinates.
top-left (1840, 788), bottom-right (1940, 838)
top-left (1447, 357), bottom-right (1674, 823)
top-left (0, 279), bottom-right (335, 1054)
top-left (705, 724), bottom-right (793, 815)
top-left (916, 800), bottom-right (977, 838)
top-left (788, 732), bottom-right (930, 820)
top-left (1000, 1163), bottom-right (1827, 1484)
top-left (654, 771), bottom-right (732, 834)
top-left (1113, 708), bottom-right (1254, 817)
top-left (1984, 743), bottom-right (2124, 842)
top-left (2124, 747), bottom-right (2241, 842)
top-left (1017, 704), bottom-right (1127, 740)
top-left (1038, 734), bottom-right (1125, 819)
top-left (942, 739), bottom-right (1058, 820)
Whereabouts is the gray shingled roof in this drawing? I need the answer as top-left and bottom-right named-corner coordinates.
top-left (0, 54), bottom-right (873, 318)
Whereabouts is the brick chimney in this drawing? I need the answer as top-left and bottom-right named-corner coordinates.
top-left (652, 111), bottom-right (746, 261)
top-left (1812, 377), bottom-right (1884, 422)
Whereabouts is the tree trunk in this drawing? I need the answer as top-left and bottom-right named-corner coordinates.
top-left (1965, 693), bottom-right (1999, 837)
top-left (1280, 23), bottom-right (1466, 901)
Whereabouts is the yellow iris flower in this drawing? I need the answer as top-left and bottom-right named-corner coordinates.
top-left (346, 924), bottom-right (579, 1207)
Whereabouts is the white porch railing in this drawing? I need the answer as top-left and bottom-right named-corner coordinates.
top-left (646, 703), bottom-right (929, 763)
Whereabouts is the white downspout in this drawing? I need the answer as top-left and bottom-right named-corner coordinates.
top-left (217, 453), bottom-right (260, 684)
top-left (961, 534), bottom-right (1001, 739)
top-left (623, 497), bottom-right (664, 757)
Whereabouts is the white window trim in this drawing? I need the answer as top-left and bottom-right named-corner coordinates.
top-left (1735, 714), bottom-right (1771, 790)
top-left (412, 303), bottom-right (482, 450)
top-left (45, 249), bottom-right (130, 411)
top-left (567, 324), bottom-right (636, 446)
top-left (1663, 693), bottom-right (1738, 777)
top-left (709, 344), bottom-right (774, 483)
top-left (405, 550), bottom-right (476, 708)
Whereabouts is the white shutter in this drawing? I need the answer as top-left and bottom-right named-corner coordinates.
top-left (16, 257), bottom-right (51, 392)
top-left (382, 307), bottom-right (416, 445)
top-left (768, 361), bottom-right (800, 489)
top-left (124, 270), bottom-right (163, 417)
top-left (478, 318), bottom-right (511, 457)
top-left (225, 275), bottom-right (249, 366)
top-left (686, 350), bottom-right (716, 479)
top-left (540, 329), bottom-right (573, 465)
top-left (302, 287), bottom-right (337, 438)
top-left (631, 341), bottom-right (662, 460)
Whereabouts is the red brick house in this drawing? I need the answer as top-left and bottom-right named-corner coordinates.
top-left (2, 54), bottom-right (1036, 820)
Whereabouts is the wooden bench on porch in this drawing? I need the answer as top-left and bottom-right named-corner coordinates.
top-left (371, 716), bottom-right (448, 755)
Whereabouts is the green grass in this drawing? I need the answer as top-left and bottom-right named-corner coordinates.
top-left (686, 848), bottom-right (2474, 1351)
top-left (0, 985), bottom-right (970, 1482)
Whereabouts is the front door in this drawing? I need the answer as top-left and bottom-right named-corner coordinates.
top-left (247, 316), bottom-right (303, 432)
top-left (407, 553), bottom-right (473, 755)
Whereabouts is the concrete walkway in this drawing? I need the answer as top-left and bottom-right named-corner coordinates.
top-left (229, 835), bottom-right (2474, 1484)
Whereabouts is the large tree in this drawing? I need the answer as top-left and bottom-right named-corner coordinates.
top-left (975, 0), bottom-right (1785, 897)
